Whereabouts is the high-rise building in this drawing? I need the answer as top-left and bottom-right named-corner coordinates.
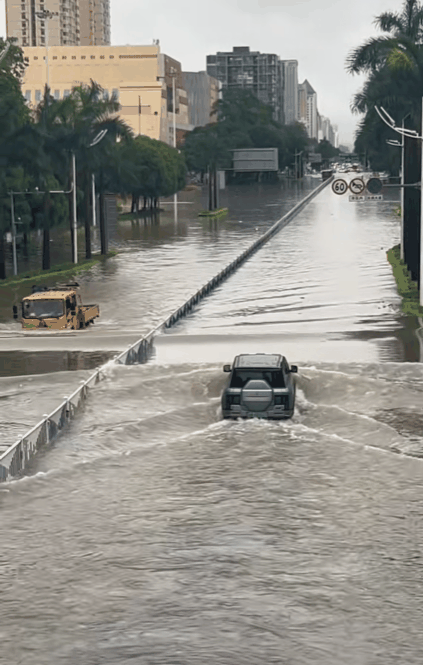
top-left (5, 0), bottom-right (110, 48)
top-left (280, 60), bottom-right (298, 125)
top-left (206, 46), bottom-right (283, 123)
top-left (298, 79), bottom-right (318, 139)
top-left (80, 0), bottom-right (110, 46)
top-left (182, 71), bottom-right (221, 128)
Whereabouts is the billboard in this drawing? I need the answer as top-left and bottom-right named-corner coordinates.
top-left (232, 148), bottom-right (278, 172)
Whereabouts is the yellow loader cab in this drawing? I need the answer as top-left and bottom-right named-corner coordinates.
top-left (13, 283), bottom-right (100, 330)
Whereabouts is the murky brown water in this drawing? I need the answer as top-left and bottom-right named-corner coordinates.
top-left (3, 176), bottom-right (423, 665)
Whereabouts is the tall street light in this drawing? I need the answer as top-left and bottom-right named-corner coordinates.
top-left (35, 9), bottom-right (58, 89)
top-left (170, 73), bottom-right (178, 220)
top-left (376, 105), bottom-right (423, 303)
top-left (71, 129), bottom-right (108, 265)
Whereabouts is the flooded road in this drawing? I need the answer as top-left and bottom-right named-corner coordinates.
top-left (4, 176), bottom-right (423, 665)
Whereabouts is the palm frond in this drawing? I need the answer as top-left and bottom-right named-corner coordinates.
top-left (346, 36), bottom-right (403, 73)
top-left (375, 12), bottom-right (403, 34)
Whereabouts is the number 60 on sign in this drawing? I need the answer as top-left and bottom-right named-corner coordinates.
top-left (331, 179), bottom-right (348, 195)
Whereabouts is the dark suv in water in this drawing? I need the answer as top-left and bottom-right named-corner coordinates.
top-left (221, 353), bottom-right (298, 420)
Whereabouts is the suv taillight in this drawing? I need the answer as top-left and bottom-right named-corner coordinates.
top-left (224, 394), bottom-right (241, 409)
top-left (274, 395), bottom-right (288, 406)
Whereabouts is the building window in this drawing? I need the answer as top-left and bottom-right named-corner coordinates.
top-left (24, 90), bottom-right (31, 102)
top-left (63, 89), bottom-right (70, 97)
top-left (109, 55), bottom-right (114, 59)
top-left (34, 56), bottom-right (38, 60)
top-left (35, 90), bottom-right (41, 102)
top-left (54, 90), bottom-right (60, 99)
top-left (72, 55), bottom-right (76, 59)
top-left (52, 55), bottom-right (57, 59)
top-left (100, 55), bottom-right (105, 59)
top-left (81, 55), bottom-right (86, 59)
top-left (90, 55), bottom-right (95, 59)
top-left (62, 56), bottom-right (67, 59)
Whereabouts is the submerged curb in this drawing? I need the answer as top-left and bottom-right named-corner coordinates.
top-left (0, 176), bottom-right (333, 482)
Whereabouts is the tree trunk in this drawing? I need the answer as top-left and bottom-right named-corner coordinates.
top-left (213, 169), bottom-right (218, 210)
top-left (208, 167), bottom-right (212, 211)
top-left (131, 194), bottom-right (136, 214)
top-left (68, 161), bottom-right (75, 263)
top-left (42, 194), bottom-right (51, 271)
top-left (84, 172), bottom-right (92, 260)
top-left (99, 173), bottom-right (108, 255)
top-left (0, 233), bottom-right (6, 280)
top-left (42, 228), bottom-right (50, 270)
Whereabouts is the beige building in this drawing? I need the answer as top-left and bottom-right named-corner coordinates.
top-left (21, 44), bottom-right (192, 145)
top-left (6, 0), bottom-right (110, 47)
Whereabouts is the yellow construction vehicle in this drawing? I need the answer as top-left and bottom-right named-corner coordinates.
top-left (13, 283), bottom-right (100, 330)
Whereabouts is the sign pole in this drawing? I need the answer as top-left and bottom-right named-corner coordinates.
top-left (420, 97), bottom-right (423, 306)
top-left (400, 121), bottom-right (405, 261)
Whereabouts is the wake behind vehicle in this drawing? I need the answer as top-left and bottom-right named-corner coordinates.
top-left (221, 353), bottom-right (297, 420)
top-left (13, 283), bottom-right (100, 330)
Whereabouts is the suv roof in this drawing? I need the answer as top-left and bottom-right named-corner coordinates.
top-left (233, 354), bottom-right (283, 369)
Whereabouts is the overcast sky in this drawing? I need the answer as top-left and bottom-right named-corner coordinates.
top-left (0, 0), bottom-right (400, 146)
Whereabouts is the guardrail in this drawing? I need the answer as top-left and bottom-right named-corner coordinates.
top-left (0, 176), bottom-right (333, 482)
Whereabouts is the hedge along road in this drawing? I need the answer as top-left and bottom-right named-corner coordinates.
top-left (0, 177), bottom-right (332, 481)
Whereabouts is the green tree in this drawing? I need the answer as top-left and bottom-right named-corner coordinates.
top-left (347, 0), bottom-right (423, 164)
top-left (0, 38), bottom-right (29, 278)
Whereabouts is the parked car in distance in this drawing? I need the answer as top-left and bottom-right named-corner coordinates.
top-left (221, 353), bottom-right (298, 420)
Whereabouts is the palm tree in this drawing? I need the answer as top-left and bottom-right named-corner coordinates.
top-left (347, 0), bottom-right (423, 282)
top-left (62, 81), bottom-right (132, 259)
top-left (347, 0), bottom-right (423, 75)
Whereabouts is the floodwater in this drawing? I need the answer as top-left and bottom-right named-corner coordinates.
top-left (4, 175), bottom-right (423, 665)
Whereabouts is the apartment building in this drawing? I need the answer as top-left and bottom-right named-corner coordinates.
top-left (6, 0), bottom-right (110, 47)
top-left (206, 46), bottom-right (284, 123)
top-left (298, 79), bottom-right (318, 139)
top-left (21, 44), bottom-right (192, 145)
top-left (279, 59), bottom-right (298, 125)
top-left (181, 71), bottom-right (220, 127)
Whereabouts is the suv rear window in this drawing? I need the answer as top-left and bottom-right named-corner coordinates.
top-left (230, 370), bottom-right (285, 389)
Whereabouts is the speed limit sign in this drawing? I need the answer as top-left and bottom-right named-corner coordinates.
top-left (349, 177), bottom-right (365, 194)
top-left (332, 179), bottom-right (348, 195)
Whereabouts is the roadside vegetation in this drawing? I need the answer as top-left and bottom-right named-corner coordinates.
top-left (182, 88), bottom-right (340, 177)
top-left (0, 38), bottom-right (185, 280)
top-left (387, 244), bottom-right (423, 316)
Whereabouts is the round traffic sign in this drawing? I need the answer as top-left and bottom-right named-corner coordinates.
top-left (366, 177), bottom-right (383, 194)
top-left (349, 177), bottom-right (365, 194)
top-left (332, 179), bottom-right (348, 195)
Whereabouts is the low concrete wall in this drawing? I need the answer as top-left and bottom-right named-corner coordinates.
top-left (0, 176), bottom-right (333, 482)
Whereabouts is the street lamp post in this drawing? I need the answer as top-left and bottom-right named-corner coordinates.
top-left (376, 104), bottom-right (423, 305)
top-left (71, 129), bottom-right (108, 264)
top-left (35, 9), bottom-right (58, 90)
top-left (171, 73), bottom-right (178, 219)
top-left (72, 152), bottom-right (78, 264)
top-left (10, 192), bottom-right (17, 276)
